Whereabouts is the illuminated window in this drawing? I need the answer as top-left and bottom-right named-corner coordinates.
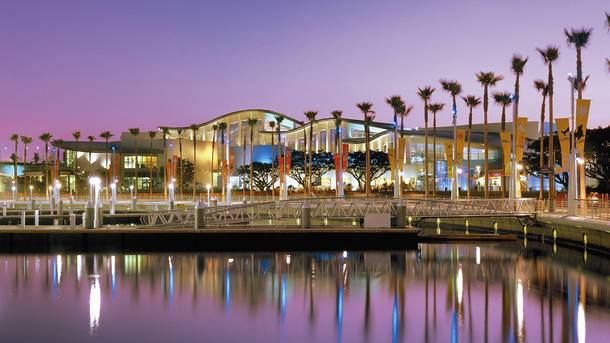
top-left (124, 156), bottom-right (157, 169)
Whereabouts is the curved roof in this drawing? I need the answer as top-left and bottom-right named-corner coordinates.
top-left (158, 108), bottom-right (304, 130)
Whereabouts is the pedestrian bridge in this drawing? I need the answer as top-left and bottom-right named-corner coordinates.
top-left (140, 198), bottom-right (539, 227)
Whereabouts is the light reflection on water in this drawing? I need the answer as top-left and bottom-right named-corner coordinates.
top-left (0, 243), bottom-right (608, 342)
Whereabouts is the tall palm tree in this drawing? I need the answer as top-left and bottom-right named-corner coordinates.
top-left (87, 135), bottom-right (95, 163)
top-left (607, 13), bottom-right (610, 70)
top-left (476, 72), bottom-right (504, 198)
top-left (356, 102), bottom-right (375, 197)
top-left (428, 103), bottom-right (445, 197)
top-left (210, 124), bottom-right (218, 191)
top-left (331, 110), bottom-right (343, 197)
top-left (493, 92), bottom-right (512, 197)
top-left (21, 136), bottom-right (32, 196)
top-left (190, 124), bottom-right (198, 200)
top-left (161, 128), bottom-right (169, 197)
top-left (39, 133), bottom-right (53, 194)
top-left (147, 131), bottom-right (157, 196)
top-left (247, 119), bottom-right (258, 200)
top-left (72, 130), bottom-right (81, 197)
top-left (10, 134), bottom-right (19, 181)
top-left (418, 87), bottom-right (435, 197)
top-left (533, 80), bottom-right (549, 201)
top-left (386, 96), bottom-right (405, 197)
top-left (218, 122), bottom-right (227, 198)
top-left (510, 54), bottom-right (528, 197)
top-left (564, 28), bottom-right (592, 99)
top-left (128, 128), bottom-right (140, 195)
top-left (398, 104), bottom-right (413, 138)
top-left (440, 80), bottom-right (462, 200)
top-left (100, 131), bottom-right (113, 192)
top-left (304, 111), bottom-right (318, 195)
top-left (462, 95), bottom-right (481, 198)
top-left (275, 115), bottom-right (285, 196)
top-left (537, 46), bottom-right (559, 205)
top-left (269, 121), bottom-right (275, 198)
top-left (176, 129), bottom-right (184, 198)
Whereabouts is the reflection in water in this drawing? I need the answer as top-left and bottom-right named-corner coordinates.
top-left (0, 243), bottom-right (609, 342)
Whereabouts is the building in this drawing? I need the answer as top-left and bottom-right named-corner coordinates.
top-left (46, 108), bottom-right (542, 195)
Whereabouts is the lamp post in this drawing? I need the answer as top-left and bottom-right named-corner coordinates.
top-left (110, 182), bottom-right (117, 215)
top-left (206, 184), bottom-right (211, 205)
top-left (567, 74), bottom-right (578, 216)
top-left (11, 185), bottom-right (16, 207)
top-left (88, 176), bottom-right (101, 228)
top-left (129, 184), bottom-right (136, 209)
top-left (168, 182), bottom-right (175, 209)
top-left (29, 185), bottom-right (33, 202)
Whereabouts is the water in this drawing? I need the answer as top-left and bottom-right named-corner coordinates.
top-left (0, 242), bottom-right (608, 342)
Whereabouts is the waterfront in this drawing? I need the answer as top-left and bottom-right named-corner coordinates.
top-left (0, 241), bottom-right (607, 342)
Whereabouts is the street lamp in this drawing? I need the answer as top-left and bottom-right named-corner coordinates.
top-left (29, 185), bottom-right (33, 201)
top-left (110, 182), bottom-right (117, 215)
top-left (567, 74), bottom-right (578, 216)
top-left (11, 185), bottom-right (16, 206)
top-left (168, 182), bottom-right (175, 209)
top-left (206, 184), bottom-right (211, 204)
top-left (129, 184), bottom-right (136, 209)
top-left (88, 176), bottom-right (102, 228)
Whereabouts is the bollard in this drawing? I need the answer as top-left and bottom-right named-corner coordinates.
top-left (34, 210), bottom-right (40, 226)
top-left (21, 211), bottom-right (26, 228)
top-left (84, 200), bottom-right (95, 229)
top-left (194, 201), bottom-right (205, 229)
top-left (394, 202), bottom-right (406, 228)
top-left (69, 212), bottom-right (76, 228)
top-left (408, 216), bottom-right (412, 227)
top-left (169, 201), bottom-right (175, 210)
top-left (96, 203), bottom-right (103, 227)
top-left (301, 201), bottom-right (311, 229)
top-left (493, 221), bottom-right (498, 234)
top-left (465, 219), bottom-right (469, 235)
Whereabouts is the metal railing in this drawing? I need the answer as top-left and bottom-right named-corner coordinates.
top-left (545, 199), bottom-right (610, 220)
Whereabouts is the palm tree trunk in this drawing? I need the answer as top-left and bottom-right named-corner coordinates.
top-left (501, 107), bottom-right (506, 198)
top-left (432, 115), bottom-right (437, 197)
top-left (467, 127), bottom-right (471, 198)
top-left (179, 139), bottom-right (183, 199)
top-left (365, 124), bottom-right (371, 197)
top-left (44, 142), bottom-right (49, 197)
top-left (271, 133), bottom-right (275, 199)
top-left (149, 139), bottom-right (153, 196)
top-left (242, 135), bottom-right (246, 199)
top-left (13, 142), bottom-right (18, 181)
top-left (211, 130), bottom-right (216, 192)
top-left (193, 133), bottom-right (197, 200)
top-left (548, 63), bottom-right (556, 206)
top-left (539, 96), bottom-right (546, 200)
top-left (23, 146), bottom-right (28, 197)
top-left (308, 122), bottom-right (314, 196)
top-left (74, 139), bottom-right (79, 198)
top-left (134, 137), bottom-right (138, 196)
top-left (106, 140), bottom-right (110, 198)
top-left (483, 86), bottom-right (489, 198)
top-left (249, 128), bottom-right (254, 200)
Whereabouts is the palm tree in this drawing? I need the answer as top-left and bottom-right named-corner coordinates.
top-left (128, 128), bottom-right (140, 195)
top-left (399, 104), bottom-right (413, 138)
top-left (356, 102), bottom-right (375, 197)
top-left (493, 92), bottom-right (512, 197)
top-left (210, 124), bottom-right (218, 191)
top-left (462, 95), bottom-right (481, 198)
top-left (100, 131), bottom-right (113, 192)
top-left (428, 103), bottom-right (445, 197)
top-left (510, 54), bottom-right (528, 197)
top-left (33, 153), bottom-right (40, 164)
top-left (177, 129), bottom-right (184, 198)
top-left (331, 110), bottom-right (343, 197)
top-left (21, 136), bottom-right (32, 196)
top-left (269, 121), bottom-right (276, 198)
top-left (607, 12), bottom-right (610, 70)
top-left (564, 28), bottom-right (592, 99)
top-left (418, 87), bottom-right (435, 197)
top-left (275, 115), bottom-right (285, 196)
top-left (10, 134), bottom-right (19, 181)
top-left (537, 46), bottom-right (560, 205)
top-left (38, 133), bottom-right (53, 194)
top-left (72, 130), bottom-right (81, 196)
top-left (386, 96), bottom-right (405, 197)
top-left (533, 80), bottom-right (549, 201)
top-left (247, 119), bottom-right (258, 200)
top-left (147, 131), bottom-right (157, 196)
top-left (218, 122), bottom-right (227, 198)
top-left (87, 135), bottom-right (95, 163)
top-left (190, 124), bottom-right (198, 199)
top-left (440, 80), bottom-right (462, 200)
top-left (304, 111), bottom-right (318, 195)
top-left (476, 72), bottom-right (504, 198)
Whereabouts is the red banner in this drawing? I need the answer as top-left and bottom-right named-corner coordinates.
top-left (342, 143), bottom-right (348, 169)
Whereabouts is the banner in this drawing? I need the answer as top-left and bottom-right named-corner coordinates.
top-left (515, 117), bottom-right (528, 161)
top-left (575, 99), bottom-right (590, 158)
top-left (455, 129), bottom-right (466, 166)
top-left (444, 142), bottom-right (453, 178)
top-left (397, 137), bottom-right (406, 170)
top-left (556, 118), bottom-right (570, 172)
top-left (388, 148), bottom-right (396, 175)
top-left (342, 143), bottom-right (348, 169)
top-left (500, 132), bottom-right (511, 174)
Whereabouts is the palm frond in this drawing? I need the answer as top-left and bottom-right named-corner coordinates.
top-left (511, 54), bottom-right (528, 75)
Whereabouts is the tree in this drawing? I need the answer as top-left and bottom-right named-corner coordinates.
top-left (21, 136), bottom-right (32, 196)
top-left (210, 124), bottom-right (218, 191)
top-left (606, 12), bottom-right (610, 70)
top-left (288, 151), bottom-right (334, 189)
top-left (511, 54), bottom-right (528, 195)
top-left (269, 121), bottom-right (275, 198)
top-left (461, 95), bottom-right (481, 198)
top-left (39, 133), bottom-right (53, 194)
top-left (564, 28), bottom-right (592, 99)
top-left (190, 124), bottom-right (198, 198)
top-left (100, 131), bottom-right (114, 191)
top-left (247, 119), bottom-right (258, 199)
top-left (148, 131), bottom-right (157, 195)
top-left (72, 130), bottom-right (81, 196)
top-left (33, 153), bottom-right (40, 164)
top-left (533, 80), bottom-right (549, 200)
top-left (177, 129), bottom-right (184, 197)
top-left (236, 162), bottom-right (277, 192)
top-left (356, 102), bottom-right (375, 196)
top-left (537, 45), bottom-right (559, 203)
top-left (386, 95), bottom-right (405, 196)
top-left (440, 80), bottom-right (462, 199)
top-left (331, 110), bottom-right (343, 196)
top-left (218, 122), bottom-right (227, 197)
top-left (275, 115), bottom-right (285, 195)
top-left (428, 103), bottom-right (445, 196)
top-left (476, 72), bottom-right (503, 197)
top-left (584, 126), bottom-right (610, 192)
top-left (10, 134), bottom-right (19, 182)
top-left (418, 87), bottom-right (435, 197)
top-left (493, 92), bottom-right (512, 197)
top-left (399, 104), bottom-right (413, 138)
top-left (128, 128), bottom-right (140, 195)
top-left (304, 111), bottom-right (318, 195)
top-left (345, 151), bottom-right (390, 192)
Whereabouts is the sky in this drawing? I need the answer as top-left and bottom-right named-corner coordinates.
top-left (1, 0), bottom-right (609, 157)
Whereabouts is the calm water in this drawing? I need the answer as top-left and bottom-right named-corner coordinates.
top-left (1, 242), bottom-right (608, 342)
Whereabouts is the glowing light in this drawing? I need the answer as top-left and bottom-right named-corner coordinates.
top-left (89, 177), bottom-right (101, 186)
top-left (578, 300), bottom-right (586, 343)
top-left (457, 168), bottom-right (463, 175)
top-left (56, 255), bottom-right (63, 284)
top-left (516, 163), bottom-right (523, 171)
top-left (76, 255), bottom-right (82, 281)
top-left (342, 251), bottom-right (348, 258)
top-left (456, 265), bottom-right (463, 305)
top-left (206, 184), bottom-right (211, 191)
top-left (89, 276), bottom-right (101, 333)
top-left (516, 279), bottom-right (524, 341)
top-left (29, 185), bottom-right (33, 190)
top-left (228, 258), bottom-right (234, 263)
top-left (286, 255), bottom-right (291, 265)
top-left (576, 157), bottom-right (585, 165)
top-left (475, 246), bottom-right (481, 265)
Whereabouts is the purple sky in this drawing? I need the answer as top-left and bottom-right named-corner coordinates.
top-left (1, 0), bottom-right (609, 156)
